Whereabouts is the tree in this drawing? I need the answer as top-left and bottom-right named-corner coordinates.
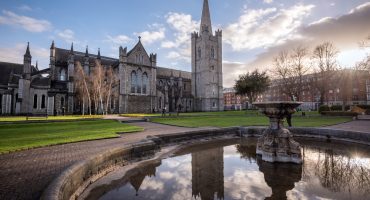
top-left (234, 70), bottom-right (270, 106)
top-left (272, 46), bottom-right (310, 101)
top-left (312, 42), bottom-right (339, 105)
top-left (74, 61), bottom-right (92, 115)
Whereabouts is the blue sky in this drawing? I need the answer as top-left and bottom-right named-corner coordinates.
top-left (0, 0), bottom-right (369, 87)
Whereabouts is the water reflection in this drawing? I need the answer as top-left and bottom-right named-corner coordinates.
top-left (192, 147), bottom-right (224, 200)
top-left (83, 138), bottom-right (370, 200)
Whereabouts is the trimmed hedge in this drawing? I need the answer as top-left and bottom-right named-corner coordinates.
top-left (321, 111), bottom-right (358, 116)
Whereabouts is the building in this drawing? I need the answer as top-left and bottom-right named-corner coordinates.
top-left (223, 88), bottom-right (247, 110)
top-left (191, 0), bottom-right (224, 112)
top-left (257, 69), bottom-right (370, 110)
top-left (0, 0), bottom-right (222, 115)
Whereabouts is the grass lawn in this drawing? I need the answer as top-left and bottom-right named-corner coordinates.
top-left (0, 120), bottom-right (143, 154)
top-left (0, 115), bottom-right (103, 122)
top-left (150, 116), bottom-right (352, 128)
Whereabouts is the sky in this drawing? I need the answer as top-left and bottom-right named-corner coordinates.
top-left (0, 0), bottom-right (369, 87)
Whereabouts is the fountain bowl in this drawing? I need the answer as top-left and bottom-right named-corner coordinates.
top-left (253, 101), bottom-right (303, 164)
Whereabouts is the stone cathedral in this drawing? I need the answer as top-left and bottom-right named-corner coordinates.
top-left (0, 0), bottom-right (223, 115)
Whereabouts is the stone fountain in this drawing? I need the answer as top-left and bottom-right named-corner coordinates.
top-left (253, 101), bottom-right (303, 164)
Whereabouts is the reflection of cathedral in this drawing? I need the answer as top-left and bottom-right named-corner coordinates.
top-left (192, 147), bottom-right (224, 200)
top-left (129, 161), bottom-right (162, 196)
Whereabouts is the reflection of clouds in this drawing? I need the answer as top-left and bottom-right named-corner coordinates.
top-left (140, 179), bottom-right (164, 191)
top-left (159, 171), bottom-right (174, 180)
top-left (224, 166), bottom-right (271, 199)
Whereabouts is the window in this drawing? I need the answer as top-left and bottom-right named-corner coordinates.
top-left (131, 71), bottom-right (137, 93)
top-left (159, 97), bottom-right (162, 109)
top-left (137, 69), bottom-right (142, 94)
top-left (41, 95), bottom-right (46, 109)
top-left (211, 47), bottom-right (215, 58)
top-left (60, 69), bottom-right (66, 81)
top-left (198, 47), bottom-right (201, 59)
top-left (61, 97), bottom-right (64, 109)
top-left (33, 94), bottom-right (38, 109)
top-left (210, 66), bottom-right (214, 70)
top-left (142, 72), bottom-right (148, 94)
top-left (111, 97), bottom-right (114, 109)
top-left (213, 101), bottom-right (216, 107)
top-left (184, 83), bottom-right (186, 91)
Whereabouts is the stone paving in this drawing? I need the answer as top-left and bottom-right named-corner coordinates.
top-left (326, 119), bottom-right (370, 133)
top-left (0, 117), bottom-right (207, 200)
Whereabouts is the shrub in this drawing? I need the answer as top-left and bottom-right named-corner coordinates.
top-left (321, 111), bottom-right (357, 116)
top-left (318, 105), bottom-right (330, 113)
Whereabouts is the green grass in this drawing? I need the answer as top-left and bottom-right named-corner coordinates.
top-left (0, 115), bottom-right (103, 122)
top-left (150, 115), bottom-right (352, 128)
top-left (0, 120), bottom-right (143, 153)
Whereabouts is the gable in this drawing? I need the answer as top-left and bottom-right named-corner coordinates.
top-left (127, 41), bottom-right (151, 66)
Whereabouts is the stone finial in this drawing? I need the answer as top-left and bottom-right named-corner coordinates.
top-left (70, 43), bottom-right (74, 55)
top-left (24, 42), bottom-right (31, 57)
top-left (97, 48), bottom-right (101, 59)
top-left (50, 40), bottom-right (55, 49)
top-left (85, 46), bottom-right (89, 57)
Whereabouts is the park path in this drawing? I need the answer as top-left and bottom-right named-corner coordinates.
top-left (0, 116), bottom-right (207, 200)
top-left (325, 119), bottom-right (370, 133)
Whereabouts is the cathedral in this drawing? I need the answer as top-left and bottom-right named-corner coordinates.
top-left (0, 0), bottom-right (223, 115)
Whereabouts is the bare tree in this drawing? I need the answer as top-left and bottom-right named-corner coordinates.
top-left (104, 67), bottom-right (118, 114)
top-left (74, 61), bottom-right (92, 115)
top-left (272, 46), bottom-right (310, 101)
top-left (312, 42), bottom-right (339, 105)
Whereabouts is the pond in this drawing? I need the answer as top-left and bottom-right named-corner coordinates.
top-left (81, 138), bottom-right (370, 200)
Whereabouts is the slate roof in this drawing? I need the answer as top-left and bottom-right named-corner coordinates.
top-left (31, 76), bottom-right (50, 87)
top-left (0, 62), bottom-right (23, 85)
top-left (54, 48), bottom-right (119, 67)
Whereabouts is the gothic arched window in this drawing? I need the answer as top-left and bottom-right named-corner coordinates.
top-left (211, 47), bottom-right (215, 58)
top-left (137, 69), bottom-right (142, 94)
top-left (33, 94), bottom-right (38, 109)
top-left (198, 47), bottom-right (201, 59)
top-left (142, 72), bottom-right (148, 94)
top-left (60, 68), bottom-right (66, 81)
top-left (131, 71), bottom-right (137, 93)
top-left (60, 97), bottom-right (64, 109)
top-left (41, 95), bottom-right (46, 109)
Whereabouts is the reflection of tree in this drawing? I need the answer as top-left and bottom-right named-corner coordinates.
top-left (192, 147), bottom-right (224, 200)
top-left (257, 158), bottom-right (302, 200)
top-left (236, 143), bottom-right (256, 162)
top-left (312, 148), bottom-right (370, 196)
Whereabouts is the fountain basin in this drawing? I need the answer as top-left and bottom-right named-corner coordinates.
top-left (253, 101), bottom-right (303, 164)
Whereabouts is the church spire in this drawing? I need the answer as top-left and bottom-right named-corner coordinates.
top-left (25, 42), bottom-right (31, 57)
top-left (200, 0), bottom-right (212, 33)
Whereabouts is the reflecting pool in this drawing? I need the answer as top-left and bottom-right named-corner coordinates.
top-left (82, 138), bottom-right (370, 200)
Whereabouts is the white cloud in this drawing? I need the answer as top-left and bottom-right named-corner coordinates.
top-left (18, 5), bottom-right (32, 11)
top-left (0, 43), bottom-right (49, 69)
top-left (0, 10), bottom-right (51, 32)
top-left (161, 12), bottom-right (199, 63)
top-left (57, 29), bottom-right (75, 44)
top-left (134, 27), bottom-right (165, 45)
top-left (105, 34), bottom-right (133, 45)
top-left (263, 0), bottom-right (274, 4)
top-left (223, 4), bottom-right (315, 51)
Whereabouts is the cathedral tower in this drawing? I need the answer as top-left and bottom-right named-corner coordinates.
top-left (191, 0), bottom-right (224, 111)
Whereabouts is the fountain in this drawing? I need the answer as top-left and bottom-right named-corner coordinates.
top-left (253, 101), bottom-right (303, 164)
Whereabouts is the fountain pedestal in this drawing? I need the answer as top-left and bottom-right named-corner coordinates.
top-left (253, 102), bottom-right (302, 164)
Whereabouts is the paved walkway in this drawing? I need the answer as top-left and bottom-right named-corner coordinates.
top-left (0, 117), bottom-right (206, 200)
top-left (326, 120), bottom-right (370, 133)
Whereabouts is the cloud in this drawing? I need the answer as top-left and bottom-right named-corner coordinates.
top-left (0, 10), bottom-right (51, 32)
top-left (18, 5), bottom-right (32, 11)
top-left (161, 12), bottom-right (200, 63)
top-left (263, 0), bottom-right (274, 4)
top-left (0, 43), bottom-right (49, 69)
top-left (247, 2), bottom-right (370, 70)
top-left (223, 4), bottom-right (315, 51)
top-left (105, 34), bottom-right (132, 45)
top-left (134, 27), bottom-right (165, 45)
top-left (57, 29), bottom-right (75, 44)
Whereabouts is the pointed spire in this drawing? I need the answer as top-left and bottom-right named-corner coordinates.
top-left (200, 0), bottom-right (212, 33)
top-left (85, 45), bottom-right (89, 57)
top-left (35, 61), bottom-right (39, 71)
top-left (25, 42), bottom-right (31, 57)
top-left (138, 36), bottom-right (141, 41)
top-left (97, 48), bottom-right (101, 59)
top-left (70, 43), bottom-right (74, 54)
top-left (50, 40), bottom-right (55, 49)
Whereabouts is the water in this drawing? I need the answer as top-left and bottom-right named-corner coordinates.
top-left (83, 138), bottom-right (370, 200)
